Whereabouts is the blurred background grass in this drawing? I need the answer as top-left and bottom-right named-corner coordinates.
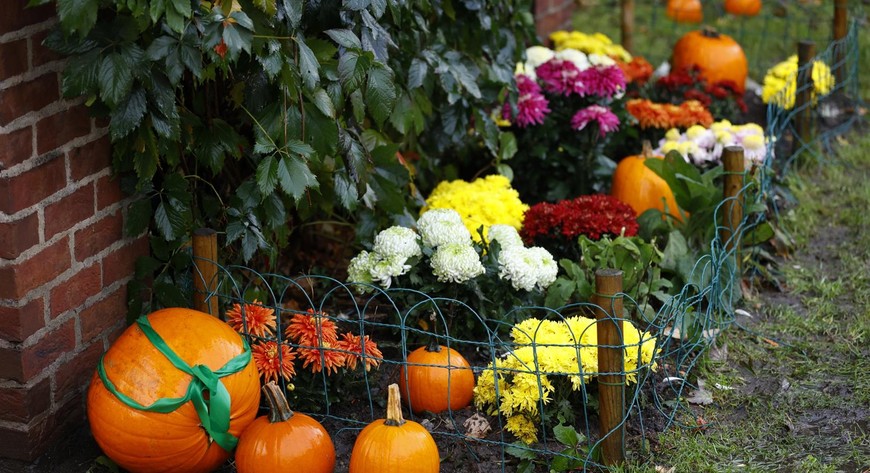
top-left (570, 0), bottom-right (867, 91)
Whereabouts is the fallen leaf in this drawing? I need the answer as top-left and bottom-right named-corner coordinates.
top-left (762, 338), bottom-right (780, 347)
top-left (463, 413), bottom-right (492, 439)
top-left (686, 379), bottom-right (714, 405)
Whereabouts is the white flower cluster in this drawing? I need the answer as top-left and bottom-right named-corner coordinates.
top-left (656, 121), bottom-right (769, 167)
top-left (347, 209), bottom-right (558, 293)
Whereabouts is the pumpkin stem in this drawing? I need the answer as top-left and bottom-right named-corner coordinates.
top-left (700, 26), bottom-right (720, 38)
top-left (384, 383), bottom-right (406, 427)
top-left (262, 381), bottom-right (294, 423)
top-left (641, 140), bottom-right (653, 158)
top-left (425, 337), bottom-right (442, 353)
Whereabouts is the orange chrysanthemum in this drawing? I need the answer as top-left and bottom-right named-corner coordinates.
top-left (251, 341), bottom-right (296, 383)
top-left (285, 309), bottom-right (339, 346)
top-left (297, 345), bottom-right (346, 375)
top-left (226, 299), bottom-right (277, 338)
top-left (336, 332), bottom-right (383, 371)
top-left (615, 56), bottom-right (654, 85)
top-left (626, 99), bottom-right (713, 129)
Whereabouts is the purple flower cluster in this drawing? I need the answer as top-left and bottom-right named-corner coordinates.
top-left (571, 105), bottom-right (621, 138)
top-left (502, 75), bottom-right (551, 127)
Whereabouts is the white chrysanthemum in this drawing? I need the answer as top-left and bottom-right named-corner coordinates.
top-left (486, 224), bottom-right (524, 249)
top-left (527, 246), bottom-right (558, 290)
top-left (740, 133), bottom-right (767, 164)
top-left (588, 53), bottom-right (616, 67)
top-left (368, 255), bottom-right (411, 288)
top-left (554, 48), bottom-right (589, 71)
top-left (525, 46), bottom-right (556, 70)
top-left (417, 209), bottom-right (473, 247)
top-left (347, 250), bottom-right (376, 285)
top-left (373, 226), bottom-right (421, 260)
top-left (497, 246), bottom-right (539, 292)
top-left (430, 243), bottom-right (485, 283)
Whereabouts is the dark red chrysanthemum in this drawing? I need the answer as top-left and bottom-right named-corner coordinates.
top-left (521, 194), bottom-right (639, 243)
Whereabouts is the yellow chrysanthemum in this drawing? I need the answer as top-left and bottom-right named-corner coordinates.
top-left (549, 30), bottom-right (632, 62)
top-left (423, 175), bottom-right (528, 243)
top-left (761, 55), bottom-right (835, 109)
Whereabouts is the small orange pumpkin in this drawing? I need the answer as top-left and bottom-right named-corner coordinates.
top-left (87, 308), bottom-right (261, 473)
top-left (666, 0), bottom-right (703, 23)
top-left (672, 27), bottom-right (748, 93)
top-left (398, 340), bottom-right (475, 414)
top-left (349, 384), bottom-right (440, 473)
top-left (611, 141), bottom-right (682, 221)
top-left (235, 382), bottom-right (335, 473)
top-left (725, 0), bottom-right (762, 16)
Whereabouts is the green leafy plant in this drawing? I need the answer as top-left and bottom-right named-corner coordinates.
top-left (505, 424), bottom-right (597, 472)
top-left (36, 0), bottom-right (535, 315)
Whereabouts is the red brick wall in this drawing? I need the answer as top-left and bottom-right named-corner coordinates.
top-left (0, 0), bottom-right (148, 461)
top-left (534, 0), bottom-right (576, 44)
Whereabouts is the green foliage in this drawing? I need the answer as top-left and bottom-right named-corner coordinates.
top-left (505, 423), bottom-right (595, 471)
top-left (45, 0), bottom-right (535, 315)
top-left (545, 234), bottom-right (671, 322)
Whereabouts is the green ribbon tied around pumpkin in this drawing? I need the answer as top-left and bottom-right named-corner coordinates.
top-left (97, 315), bottom-right (251, 452)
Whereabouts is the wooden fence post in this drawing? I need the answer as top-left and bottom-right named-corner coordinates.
top-left (621, 0), bottom-right (634, 53)
top-left (592, 269), bottom-right (625, 466)
top-left (192, 228), bottom-right (219, 316)
top-left (720, 146), bottom-right (745, 274)
top-left (833, 0), bottom-right (848, 84)
top-left (793, 40), bottom-right (815, 156)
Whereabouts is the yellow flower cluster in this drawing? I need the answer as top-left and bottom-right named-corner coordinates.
top-left (423, 175), bottom-right (528, 243)
top-left (473, 316), bottom-right (657, 444)
top-left (549, 30), bottom-right (632, 62)
top-left (761, 55), bottom-right (835, 109)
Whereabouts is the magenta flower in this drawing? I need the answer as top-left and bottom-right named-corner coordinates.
top-left (502, 74), bottom-right (551, 127)
top-left (571, 105), bottom-right (620, 138)
top-left (535, 58), bottom-right (585, 96)
top-left (577, 65), bottom-right (626, 98)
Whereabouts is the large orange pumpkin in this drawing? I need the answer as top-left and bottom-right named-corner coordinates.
top-left (725, 0), bottom-right (762, 16)
top-left (672, 27), bottom-right (748, 93)
top-left (611, 141), bottom-right (682, 221)
top-left (87, 308), bottom-right (261, 473)
top-left (349, 384), bottom-right (440, 473)
top-left (666, 0), bottom-right (703, 23)
top-left (398, 341), bottom-right (475, 414)
top-left (235, 382), bottom-right (335, 473)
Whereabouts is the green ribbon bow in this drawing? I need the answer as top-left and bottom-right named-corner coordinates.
top-left (97, 315), bottom-right (252, 452)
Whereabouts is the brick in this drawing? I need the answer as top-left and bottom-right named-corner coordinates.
top-left (30, 29), bottom-right (63, 68)
top-left (10, 317), bottom-right (78, 383)
top-left (101, 236), bottom-right (148, 287)
top-left (0, 73), bottom-right (58, 126)
top-left (95, 174), bottom-right (126, 210)
top-left (0, 377), bottom-right (51, 423)
top-left (0, 211), bottom-right (40, 260)
top-left (0, 236), bottom-right (70, 300)
top-left (53, 342), bottom-right (103, 401)
top-left (68, 136), bottom-right (110, 182)
top-left (0, 345), bottom-right (24, 380)
top-left (0, 125), bottom-right (34, 170)
top-left (0, 38), bottom-right (28, 81)
top-left (44, 182), bottom-right (95, 240)
top-left (73, 211), bottom-right (122, 262)
top-left (0, 298), bottom-right (45, 343)
top-left (0, 0), bottom-right (54, 36)
top-left (0, 392), bottom-right (85, 462)
top-left (35, 105), bottom-right (91, 155)
top-left (49, 263), bottom-right (101, 319)
top-left (0, 154), bottom-right (65, 214)
top-left (79, 285), bottom-right (126, 343)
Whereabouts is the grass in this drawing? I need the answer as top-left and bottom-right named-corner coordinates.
top-left (604, 132), bottom-right (870, 473)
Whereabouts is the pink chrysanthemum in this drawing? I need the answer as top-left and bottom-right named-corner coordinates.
top-left (251, 341), bottom-right (296, 384)
top-left (577, 65), bottom-right (626, 98)
top-left (226, 299), bottom-right (276, 338)
top-left (535, 58), bottom-right (585, 96)
top-left (503, 75), bottom-right (551, 128)
top-left (336, 332), bottom-right (383, 371)
top-left (571, 105), bottom-right (620, 137)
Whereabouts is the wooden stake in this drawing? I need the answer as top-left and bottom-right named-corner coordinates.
top-left (592, 269), bottom-right (625, 466)
top-left (192, 228), bottom-right (218, 316)
top-left (793, 41), bottom-right (816, 156)
top-left (720, 146), bottom-right (745, 274)
top-left (833, 0), bottom-right (848, 83)
top-left (621, 0), bottom-right (634, 53)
